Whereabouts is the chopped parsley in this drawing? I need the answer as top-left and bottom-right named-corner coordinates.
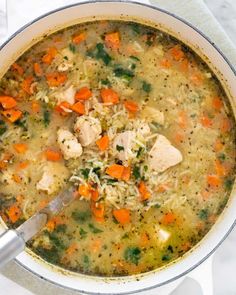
top-left (162, 254), bottom-right (171, 261)
top-left (136, 147), bottom-right (144, 158)
top-left (72, 210), bottom-right (91, 223)
top-left (54, 224), bottom-right (67, 233)
top-left (0, 120), bottom-right (7, 136)
top-left (133, 166), bottom-right (141, 180)
top-left (218, 153), bottom-right (226, 162)
top-left (80, 168), bottom-right (90, 180)
top-left (43, 109), bottom-right (50, 127)
top-left (88, 223), bottom-right (103, 234)
top-left (83, 255), bottom-right (90, 270)
top-left (142, 81), bottom-right (152, 93)
top-left (88, 43), bottom-right (112, 65)
top-left (124, 247), bottom-right (141, 265)
top-left (79, 228), bottom-right (88, 239)
top-left (101, 78), bottom-right (111, 86)
top-left (35, 245), bottom-right (60, 264)
top-left (198, 209), bottom-right (209, 220)
top-left (14, 111), bottom-right (29, 130)
top-left (113, 66), bottom-right (134, 82)
top-left (116, 145), bottom-right (124, 151)
top-left (224, 178), bottom-right (234, 191)
top-left (69, 43), bottom-right (76, 53)
top-left (129, 55), bottom-right (140, 62)
top-left (130, 23), bottom-right (141, 34)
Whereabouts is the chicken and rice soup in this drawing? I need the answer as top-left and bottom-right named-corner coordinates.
top-left (0, 20), bottom-right (235, 276)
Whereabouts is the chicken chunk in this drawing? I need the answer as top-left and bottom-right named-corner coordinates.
top-left (137, 122), bottom-right (151, 137)
top-left (56, 85), bottom-right (76, 106)
top-left (57, 129), bottom-right (82, 160)
top-left (113, 131), bottom-right (136, 162)
top-left (141, 106), bottom-right (164, 125)
top-left (36, 162), bottom-right (69, 194)
top-left (74, 116), bottom-right (102, 146)
top-left (148, 135), bottom-right (182, 172)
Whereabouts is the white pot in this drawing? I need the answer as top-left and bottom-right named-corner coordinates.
top-left (0, 1), bottom-right (235, 294)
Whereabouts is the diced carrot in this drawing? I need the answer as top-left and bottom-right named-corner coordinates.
top-left (17, 161), bottom-right (29, 170)
top-left (169, 45), bottom-right (184, 61)
top-left (221, 117), bottom-right (231, 133)
top-left (214, 139), bottom-right (224, 152)
top-left (12, 63), bottom-right (24, 75)
top-left (13, 143), bottom-right (28, 154)
top-left (39, 199), bottom-right (49, 210)
top-left (54, 36), bottom-right (62, 43)
top-left (180, 58), bottom-right (189, 72)
top-left (215, 159), bottom-right (226, 176)
top-left (12, 173), bottom-right (22, 183)
top-left (173, 132), bottom-right (185, 145)
top-left (46, 216), bottom-right (64, 232)
top-left (140, 232), bottom-right (150, 248)
top-left (16, 194), bottom-right (24, 203)
top-left (181, 241), bottom-right (191, 252)
top-left (100, 88), bottom-right (119, 104)
top-left (207, 174), bottom-right (221, 187)
top-left (124, 100), bottom-right (139, 113)
top-left (212, 97), bottom-right (223, 111)
top-left (200, 115), bottom-right (212, 128)
top-left (90, 239), bottom-right (102, 253)
top-left (161, 212), bottom-right (176, 225)
top-left (46, 72), bottom-right (67, 87)
top-left (42, 47), bottom-right (58, 64)
top-left (55, 101), bottom-right (71, 115)
top-left (96, 135), bottom-right (109, 151)
top-left (201, 190), bottom-right (211, 201)
top-left (0, 96), bottom-right (17, 109)
top-left (46, 220), bottom-right (55, 231)
top-left (45, 149), bottom-right (61, 161)
top-left (31, 101), bottom-right (40, 113)
top-left (122, 166), bottom-right (131, 181)
top-left (75, 87), bottom-right (92, 101)
top-left (91, 201), bottom-right (105, 222)
top-left (33, 62), bottom-right (42, 76)
top-left (160, 58), bottom-right (171, 68)
top-left (2, 109), bottom-right (22, 123)
top-left (138, 181), bottom-right (151, 201)
top-left (91, 189), bottom-right (99, 202)
top-left (78, 184), bottom-right (91, 198)
top-left (71, 101), bottom-right (85, 115)
top-left (190, 73), bottom-right (203, 86)
top-left (156, 183), bottom-right (168, 193)
top-left (72, 32), bottom-right (86, 44)
top-left (106, 164), bottom-right (124, 179)
top-left (0, 153), bottom-right (13, 170)
top-left (7, 205), bottom-right (21, 223)
top-left (178, 110), bottom-right (187, 129)
top-left (66, 242), bottom-right (79, 255)
top-left (113, 208), bottom-right (130, 225)
top-left (22, 76), bottom-right (34, 94)
top-left (105, 32), bottom-right (120, 49)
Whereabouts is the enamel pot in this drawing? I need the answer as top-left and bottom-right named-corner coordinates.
top-left (0, 1), bottom-right (235, 294)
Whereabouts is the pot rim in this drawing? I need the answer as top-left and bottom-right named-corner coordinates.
top-left (0, 1), bottom-right (235, 294)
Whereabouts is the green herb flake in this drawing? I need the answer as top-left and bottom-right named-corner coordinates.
top-left (79, 228), bottom-right (88, 239)
top-left (83, 255), bottom-right (90, 270)
top-left (162, 254), bottom-right (171, 261)
top-left (124, 247), bottom-right (141, 265)
top-left (129, 55), bottom-right (140, 62)
top-left (224, 178), bottom-right (234, 191)
top-left (142, 81), bottom-right (152, 93)
top-left (133, 166), bottom-right (141, 180)
top-left (43, 109), bottom-right (50, 127)
top-left (69, 43), bottom-right (76, 53)
top-left (54, 224), bottom-right (67, 233)
top-left (218, 153), bottom-right (226, 162)
top-left (136, 147), bottom-right (144, 158)
top-left (88, 223), bottom-right (103, 234)
top-left (35, 246), bottom-right (60, 264)
top-left (101, 79), bottom-right (111, 86)
top-left (72, 211), bottom-right (91, 223)
top-left (198, 209), bottom-right (209, 220)
top-left (0, 120), bottom-right (7, 136)
top-left (88, 43), bottom-right (112, 65)
top-left (80, 168), bottom-right (90, 180)
top-left (130, 23), bottom-right (141, 34)
top-left (116, 145), bottom-right (124, 152)
top-left (113, 67), bottom-right (134, 82)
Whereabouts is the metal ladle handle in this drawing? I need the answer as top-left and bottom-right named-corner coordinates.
top-left (0, 229), bottom-right (25, 268)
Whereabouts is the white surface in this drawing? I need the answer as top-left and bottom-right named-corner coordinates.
top-left (0, 0), bottom-right (235, 295)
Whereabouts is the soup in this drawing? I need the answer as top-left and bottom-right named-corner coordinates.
top-left (0, 20), bottom-right (235, 276)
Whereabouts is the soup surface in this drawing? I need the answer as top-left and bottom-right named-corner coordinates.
top-left (0, 20), bottom-right (235, 276)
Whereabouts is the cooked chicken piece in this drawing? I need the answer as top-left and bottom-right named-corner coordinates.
top-left (113, 131), bottom-right (136, 162)
top-left (141, 106), bottom-right (164, 125)
top-left (57, 129), bottom-right (83, 160)
top-left (137, 122), bottom-right (151, 136)
top-left (156, 227), bottom-right (171, 243)
top-left (148, 134), bottom-right (182, 172)
top-left (74, 116), bottom-right (102, 146)
top-left (57, 61), bottom-right (73, 72)
top-left (56, 85), bottom-right (76, 106)
top-left (36, 163), bottom-right (69, 194)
